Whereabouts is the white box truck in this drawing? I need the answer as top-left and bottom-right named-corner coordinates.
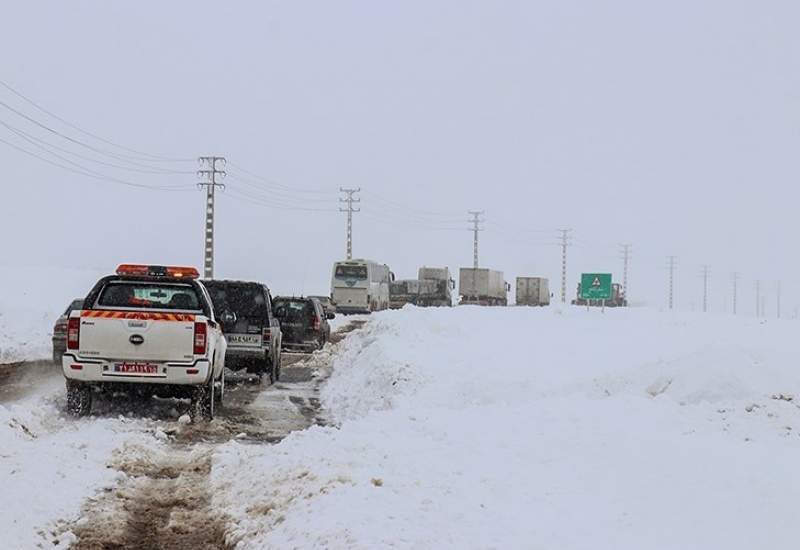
top-left (459, 268), bottom-right (509, 306)
top-left (515, 277), bottom-right (550, 306)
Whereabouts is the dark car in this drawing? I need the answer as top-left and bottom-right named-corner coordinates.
top-left (273, 296), bottom-right (331, 353)
top-left (309, 295), bottom-right (337, 317)
top-left (202, 280), bottom-right (283, 382)
top-left (52, 298), bottom-right (84, 363)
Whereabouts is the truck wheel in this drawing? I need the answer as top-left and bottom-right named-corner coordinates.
top-left (66, 380), bottom-right (92, 417)
top-left (273, 352), bottom-right (282, 382)
top-left (213, 370), bottom-right (225, 407)
top-left (190, 376), bottom-right (215, 421)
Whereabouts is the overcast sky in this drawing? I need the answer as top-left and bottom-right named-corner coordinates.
top-left (2, 1), bottom-right (798, 313)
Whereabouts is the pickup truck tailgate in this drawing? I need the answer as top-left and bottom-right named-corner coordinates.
top-left (78, 313), bottom-right (196, 362)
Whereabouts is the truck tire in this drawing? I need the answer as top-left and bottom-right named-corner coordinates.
top-left (190, 376), bottom-right (215, 421)
top-left (273, 352), bottom-right (282, 382)
top-left (66, 380), bottom-right (92, 417)
top-left (213, 370), bottom-right (225, 407)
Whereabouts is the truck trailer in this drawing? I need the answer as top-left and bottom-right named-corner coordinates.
top-left (459, 268), bottom-right (509, 306)
top-left (417, 266), bottom-right (454, 307)
top-left (515, 277), bottom-right (550, 306)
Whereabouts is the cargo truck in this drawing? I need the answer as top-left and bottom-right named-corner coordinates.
top-left (572, 282), bottom-right (628, 307)
top-left (459, 268), bottom-right (510, 306)
top-left (389, 279), bottom-right (419, 309)
top-left (417, 266), bottom-right (455, 307)
top-left (515, 277), bottom-right (550, 306)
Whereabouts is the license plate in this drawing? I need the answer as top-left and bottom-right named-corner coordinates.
top-left (227, 333), bottom-right (262, 347)
top-left (113, 362), bottom-right (159, 375)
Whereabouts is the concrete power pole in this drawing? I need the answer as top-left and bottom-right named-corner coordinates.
top-left (667, 256), bottom-right (677, 310)
top-left (197, 156), bottom-right (226, 279)
top-left (468, 211), bottom-right (484, 268)
top-left (700, 265), bottom-right (710, 313)
top-left (619, 243), bottom-right (632, 303)
top-left (558, 229), bottom-right (573, 303)
top-left (732, 272), bottom-right (740, 315)
top-left (755, 280), bottom-right (761, 318)
top-left (339, 188), bottom-right (361, 260)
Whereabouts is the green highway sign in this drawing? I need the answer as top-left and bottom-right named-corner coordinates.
top-left (580, 273), bottom-right (612, 300)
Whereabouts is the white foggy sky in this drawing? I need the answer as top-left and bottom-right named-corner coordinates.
top-left (1, 1), bottom-right (798, 313)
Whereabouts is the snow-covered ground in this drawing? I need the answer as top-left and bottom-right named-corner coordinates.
top-left (0, 265), bottom-right (107, 363)
top-left (0, 389), bottom-right (162, 549)
top-left (212, 306), bottom-right (800, 549)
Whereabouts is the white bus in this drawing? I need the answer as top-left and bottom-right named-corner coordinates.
top-left (331, 259), bottom-right (393, 314)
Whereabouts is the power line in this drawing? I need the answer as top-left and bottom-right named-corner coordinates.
top-left (0, 117), bottom-right (193, 175)
top-left (0, 135), bottom-right (192, 191)
top-left (340, 188), bottom-right (361, 260)
top-left (0, 78), bottom-right (193, 162)
top-left (226, 162), bottom-right (335, 195)
top-left (198, 156), bottom-right (226, 278)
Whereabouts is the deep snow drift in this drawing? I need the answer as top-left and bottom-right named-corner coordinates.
top-left (212, 306), bottom-right (800, 549)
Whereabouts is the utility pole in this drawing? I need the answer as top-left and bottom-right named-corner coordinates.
top-left (468, 211), bottom-right (484, 268)
top-left (558, 229), bottom-right (573, 303)
top-left (619, 243), bottom-right (632, 303)
top-left (339, 188), bottom-right (361, 260)
top-left (755, 280), bottom-right (761, 318)
top-left (777, 281), bottom-right (781, 319)
top-left (197, 156), bottom-right (226, 279)
top-left (732, 272), bottom-right (740, 315)
top-left (667, 256), bottom-right (677, 310)
top-left (700, 265), bottom-right (710, 313)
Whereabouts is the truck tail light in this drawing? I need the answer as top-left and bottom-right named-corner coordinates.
top-left (194, 322), bottom-right (207, 354)
top-left (67, 317), bottom-right (80, 350)
top-left (263, 327), bottom-right (271, 342)
top-left (311, 315), bottom-right (321, 331)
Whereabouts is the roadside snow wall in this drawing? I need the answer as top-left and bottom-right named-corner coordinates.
top-left (212, 307), bottom-right (800, 550)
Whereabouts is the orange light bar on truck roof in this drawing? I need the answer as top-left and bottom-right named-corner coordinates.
top-left (116, 264), bottom-right (200, 279)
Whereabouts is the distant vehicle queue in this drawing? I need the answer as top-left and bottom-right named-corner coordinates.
top-left (55, 259), bottom-right (624, 419)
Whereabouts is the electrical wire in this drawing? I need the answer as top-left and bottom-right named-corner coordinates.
top-left (0, 99), bottom-right (195, 168)
top-left (0, 118), bottom-right (194, 175)
top-left (0, 135), bottom-right (193, 191)
top-left (0, 78), bottom-right (194, 162)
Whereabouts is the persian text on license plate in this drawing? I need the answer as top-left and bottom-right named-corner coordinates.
top-left (114, 362), bottom-right (158, 374)
top-left (227, 334), bottom-right (262, 347)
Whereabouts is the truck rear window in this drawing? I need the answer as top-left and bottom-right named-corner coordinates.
top-left (273, 299), bottom-right (312, 320)
top-left (96, 282), bottom-right (202, 311)
top-left (203, 283), bottom-right (268, 318)
top-left (335, 265), bottom-right (367, 279)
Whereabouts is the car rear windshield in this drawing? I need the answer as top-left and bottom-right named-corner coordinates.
top-left (96, 282), bottom-right (202, 311)
top-left (273, 299), bottom-right (313, 320)
top-left (335, 265), bottom-right (367, 279)
top-left (204, 282), bottom-right (268, 318)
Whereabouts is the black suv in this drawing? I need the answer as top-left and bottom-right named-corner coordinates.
top-left (273, 296), bottom-right (332, 353)
top-left (203, 280), bottom-right (283, 381)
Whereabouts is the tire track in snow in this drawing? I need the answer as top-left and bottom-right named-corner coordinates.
top-left (61, 320), bottom-right (365, 550)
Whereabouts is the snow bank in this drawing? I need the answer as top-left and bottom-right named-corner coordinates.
top-left (0, 265), bottom-right (106, 363)
top-left (212, 307), bottom-right (800, 549)
top-left (0, 390), bottom-right (161, 548)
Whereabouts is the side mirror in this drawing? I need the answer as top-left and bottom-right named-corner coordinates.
top-left (326, 312), bottom-right (336, 320)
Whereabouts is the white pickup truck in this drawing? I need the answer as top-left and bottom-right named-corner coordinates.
top-left (62, 264), bottom-right (227, 420)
